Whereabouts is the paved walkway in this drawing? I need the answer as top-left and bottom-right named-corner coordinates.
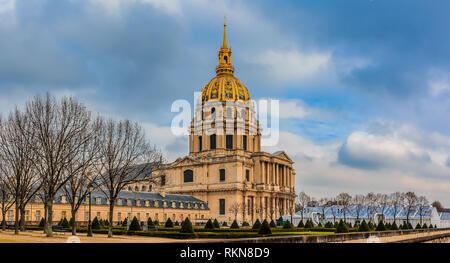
top-left (340, 229), bottom-right (450, 243)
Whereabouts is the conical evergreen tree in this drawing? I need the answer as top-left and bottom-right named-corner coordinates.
top-left (230, 220), bottom-right (239, 229)
top-left (213, 219), bottom-right (220, 228)
top-left (269, 220), bottom-right (276, 228)
top-left (305, 219), bottom-right (314, 228)
top-left (325, 221), bottom-right (334, 228)
top-left (147, 217), bottom-right (153, 226)
top-left (283, 220), bottom-right (293, 229)
top-left (121, 217), bottom-right (128, 227)
top-left (336, 219), bottom-right (349, 233)
top-left (204, 219), bottom-right (214, 229)
top-left (367, 221), bottom-right (374, 230)
top-left (165, 218), bottom-right (174, 228)
top-left (252, 219), bottom-right (262, 230)
top-left (376, 221), bottom-right (386, 231)
top-left (129, 216), bottom-right (141, 231)
top-left (391, 221), bottom-right (399, 230)
top-left (92, 217), bottom-right (101, 230)
top-left (222, 221), bottom-right (228, 227)
top-left (242, 221), bottom-right (250, 227)
top-left (61, 217), bottom-right (70, 229)
top-left (297, 220), bottom-right (305, 228)
top-left (415, 223), bottom-right (422, 229)
top-left (358, 220), bottom-right (370, 232)
top-left (180, 217), bottom-right (194, 233)
top-left (258, 219), bottom-right (272, 235)
top-left (422, 223), bottom-right (428, 229)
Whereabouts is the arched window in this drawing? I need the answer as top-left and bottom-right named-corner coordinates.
top-left (184, 169), bottom-right (194, 183)
top-left (141, 185), bottom-right (146, 191)
top-left (211, 107), bottom-right (216, 119)
top-left (241, 109), bottom-right (246, 120)
top-left (226, 107), bottom-right (232, 119)
top-left (210, 134), bottom-right (216, 150)
top-left (148, 185), bottom-right (152, 192)
top-left (224, 56), bottom-right (228, 64)
top-left (134, 186), bottom-right (139, 191)
top-left (199, 136), bottom-right (202, 151)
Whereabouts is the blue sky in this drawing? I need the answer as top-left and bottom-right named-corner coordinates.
top-left (1, 0), bottom-right (450, 205)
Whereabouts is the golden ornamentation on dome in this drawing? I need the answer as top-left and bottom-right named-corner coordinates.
top-left (201, 17), bottom-right (251, 104)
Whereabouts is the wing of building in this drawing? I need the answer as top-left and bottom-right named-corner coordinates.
top-left (135, 20), bottom-right (296, 224)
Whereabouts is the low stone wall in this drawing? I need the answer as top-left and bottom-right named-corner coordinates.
top-left (196, 228), bottom-right (450, 243)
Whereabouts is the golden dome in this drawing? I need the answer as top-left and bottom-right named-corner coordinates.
top-left (201, 18), bottom-right (251, 104)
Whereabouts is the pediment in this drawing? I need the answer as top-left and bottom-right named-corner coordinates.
top-left (172, 156), bottom-right (201, 167)
top-left (272, 151), bottom-right (293, 162)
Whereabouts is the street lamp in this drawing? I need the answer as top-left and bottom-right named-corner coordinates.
top-left (87, 182), bottom-right (94, 237)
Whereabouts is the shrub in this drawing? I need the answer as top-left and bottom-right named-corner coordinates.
top-left (122, 218), bottom-right (128, 227)
top-left (242, 221), bottom-right (250, 227)
top-left (324, 221), bottom-right (334, 228)
top-left (103, 219), bottom-right (110, 227)
top-left (358, 220), bottom-right (370, 232)
top-left (385, 222), bottom-right (391, 230)
top-left (276, 217), bottom-right (283, 226)
top-left (376, 221), bottom-right (387, 231)
top-left (422, 223), bottom-right (428, 229)
top-left (270, 220), bottom-right (276, 228)
top-left (222, 221), bottom-right (228, 227)
top-left (165, 218), bottom-right (174, 228)
top-left (258, 219), bottom-right (272, 235)
top-left (407, 222), bottom-right (413, 229)
top-left (391, 222), bottom-right (398, 230)
top-left (367, 222), bottom-right (374, 230)
top-left (180, 217), bottom-right (194, 234)
top-left (230, 220), bottom-right (239, 229)
top-left (283, 220), bottom-right (293, 229)
top-left (334, 221), bottom-right (338, 228)
top-left (213, 219), bottom-right (220, 228)
top-left (205, 219), bottom-right (214, 229)
top-left (297, 220), bottom-right (304, 228)
top-left (415, 223), bottom-right (422, 229)
top-left (252, 219), bottom-right (261, 230)
top-left (147, 217), bottom-right (153, 226)
top-left (154, 220), bottom-right (159, 226)
top-left (304, 220), bottom-right (314, 228)
top-left (92, 217), bottom-right (101, 230)
top-left (129, 216), bottom-right (142, 231)
top-left (61, 217), bottom-right (70, 229)
top-left (336, 220), bottom-right (349, 233)
top-left (175, 221), bottom-right (180, 226)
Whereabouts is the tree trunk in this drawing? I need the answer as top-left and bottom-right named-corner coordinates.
top-left (43, 203), bottom-right (48, 235)
top-left (46, 199), bottom-right (53, 237)
top-left (19, 207), bottom-right (25, 231)
top-left (71, 209), bottom-right (77, 236)
top-left (108, 202), bottom-right (115, 238)
top-left (14, 202), bottom-right (19, 235)
top-left (1, 212), bottom-right (6, 231)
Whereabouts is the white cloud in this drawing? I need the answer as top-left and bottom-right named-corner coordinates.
top-left (277, 99), bottom-right (334, 120)
top-left (254, 49), bottom-right (331, 83)
top-left (428, 68), bottom-right (450, 97)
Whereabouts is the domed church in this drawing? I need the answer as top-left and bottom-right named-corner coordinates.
top-left (148, 20), bottom-right (296, 224)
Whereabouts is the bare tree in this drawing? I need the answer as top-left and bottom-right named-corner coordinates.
top-left (404, 191), bottom-right (418, 224)
top-left (228, 201), bottom-right (241, 221)
top-left (23, 94), bottom-right (94, 237)
top-left (352, 194), bottom-right (366, 225)
top-left (0, 110), bottom-right (41, 234)
top-left (62, 117), bottom-right (102, 235)
top-left (96, 118), bottom-right (162, 237)
top-left (389, 192), bottom-right (404, 224)
top-left (0, 182), bottom-right (15, 230)
top-left (336, 193), bottom-right (352, 223)
top-left (376, 193), bottom-right (389, 222)
top-left (366, 192), bottom-right (378, 223)
top-left (417, 195), bottom-right (429, 225)
top-left (318, 197), bottom-right (329, 224)
top-left (296, 191), bottom-right (310, 224)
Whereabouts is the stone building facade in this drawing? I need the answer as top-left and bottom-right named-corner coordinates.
top-left (136, 21), bottom-right (296, 224)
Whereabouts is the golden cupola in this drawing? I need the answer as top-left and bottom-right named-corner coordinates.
top-left (201, 19), bottom-right (251, 104)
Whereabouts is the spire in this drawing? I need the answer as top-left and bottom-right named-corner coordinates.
top-left (222, 16), bottom-right (227, 48)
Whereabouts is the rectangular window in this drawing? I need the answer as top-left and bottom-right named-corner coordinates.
top-left (219, 169), bottom-right (226, 182)
top-left (226, 135), bottom-right (233, 149)
top-left (118, 212), bottom-right (122, 222)
top-left (161, 175), bottom-right (166, 186)
top-left (243, 135), bottom-right (247, 151)
top-left (210, 134), bottom-right (216, 150)
top-left (246, 170), bottom-right (250, 181)
top-left (35, 210), bottom-right (41, 222)
top-left (184, 170), bottom-right (194, 183)
top-left (219, 199), bottom-right (226, 215)
top-left (199, 136), bottom-right (202, 151)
